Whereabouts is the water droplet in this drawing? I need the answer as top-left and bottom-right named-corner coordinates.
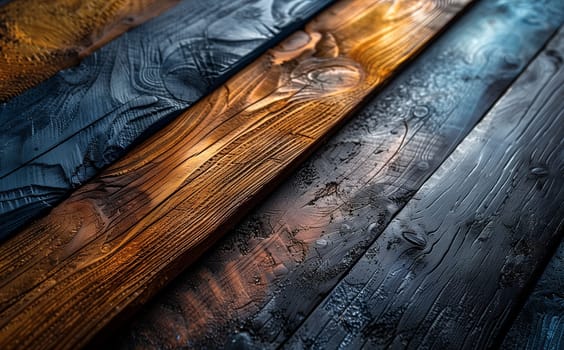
top-left (315, 239), bottom-right (328, 248)
top-left (401, 231), bottom-right (427, 248)
top-left (417, 161), bottom-right (429, 171)
top-left (530, 167), bottom-right (548, 176)
top-left (367, 223), bottom-right (378, 233)
top-left (340, 224), bottom-right (352, 234)
top-left (413, 105), bottom-right (429, 118)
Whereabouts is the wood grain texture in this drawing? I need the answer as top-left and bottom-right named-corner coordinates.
top-left (502, 240), bottom-right (564, 349)
top-left (286, 27), bottom-right (564, 349)
top-left (110, 1), bottom-right (564, 348)
top-left (0, 0), bottom-right (181, 101)
top-left (0, 0), bottom-right (471, 348)
top-left (0, 0), bottom-right (334, 240)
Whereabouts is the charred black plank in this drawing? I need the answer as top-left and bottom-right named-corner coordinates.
top-left (287, 27), bottom-right (564, 349)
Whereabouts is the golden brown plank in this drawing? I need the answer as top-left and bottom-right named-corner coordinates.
top-left (0, 0), bottom-right (471, 348)
top-left (0, 0), bottom-right (180, 102)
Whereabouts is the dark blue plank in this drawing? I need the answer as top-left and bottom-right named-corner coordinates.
top-left (0, 0), bottom-right (333, 239)
top-left (502, 240), bottom-right (564, 350)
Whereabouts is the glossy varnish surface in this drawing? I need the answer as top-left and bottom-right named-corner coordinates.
top-left (111, 1), bottom-right (564, 348)
top-left (0, 0), bottom-right (333, 239)
top-left (0, 0), bottom-right (180, 101)
top-left (0, 0), bottom-right (471, 348)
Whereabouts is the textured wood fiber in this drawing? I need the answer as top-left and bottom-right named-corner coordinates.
top-left (0, 0), bottom-right (334, 240)
top-left (0, 0), bottom-right (470, 348)
top-left (0, 0), bottom-right (181, 102)
top-left (286, 28), bottom-right (564, 349)
top-left (111, 1), bottom-right (564, 348)
top-left (502, 240), bottom-right (564, 349)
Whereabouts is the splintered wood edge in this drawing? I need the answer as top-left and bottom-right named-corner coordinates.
top-left (0, 0), bottom-right (473, 348)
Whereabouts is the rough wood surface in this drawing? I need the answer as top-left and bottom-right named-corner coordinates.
top-left (0, 0), bottom-right (470, 348)
top-left (502, 240), bottom-right (564, 349)
top-left (286, 27), bottom-right (564, 349)
top-left (0, 0), bottom-right (333, 240)
top-left (109, 1), bottom-right (564, 348)
top-left (0, 0), bottom-right (181, 102)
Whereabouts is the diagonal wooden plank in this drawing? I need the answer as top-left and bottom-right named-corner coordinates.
top-left (286, 27), bottom-right (564, 349)
top-left (0, 0), bottom-right (334, 239)
top-left (0, 0), bottom-right (471, 348)
top-left (502, 240), bottom-right (564, 349)
top-left (0, 0), bottom-right (181, 101)
top-left (110, 1), bottom-right (564, 348)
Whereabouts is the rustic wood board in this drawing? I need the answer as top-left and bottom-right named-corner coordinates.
top-left (109, 1), bottom-right (564, 348)
top-left (286, 27), bottom-right (564, 349)
top-left (0, 0), bottom-right (471, 348)
top-left (502, 240), bottom-right (564, 349)
top-left (0, 0), bottom-right (334, 239)
top-left (0, 0), bottom-right (181, 102)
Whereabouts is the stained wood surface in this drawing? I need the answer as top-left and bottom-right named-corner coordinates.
top-left (502, 241), bottom-right (564, 349)
top-left (0, 0), bottom-right (470, 348)
top-left (0, 0), bottom-right (334, 240)
top-left (285, 28), bottom-right (564, 349)
top-left (110, 1), bottom-right (564, 348)
top-left (0, 0), bottom-right (181, 102)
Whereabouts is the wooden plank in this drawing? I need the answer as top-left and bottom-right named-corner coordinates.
top-left (0, 0), bottom-right (181, 102)
top-left (0, 0), bottom-right (470, 348)
top-left (108, 1), bottom-right (564, 348)
top-left (502, 240), bottom-right (564, 349)
top-left (0, 0), bottom-right (334, 239)
top-left (286, 27), bottom-right (564, 349)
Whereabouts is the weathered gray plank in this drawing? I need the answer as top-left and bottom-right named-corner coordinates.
top-left (0, 0), bottom-right (333, 239)
top-left (111, 1), bottom-right (564, 348)
top-left (287, 27), bottom-right (564, 349)
top-left (502, 240), bottom-right (564, 350)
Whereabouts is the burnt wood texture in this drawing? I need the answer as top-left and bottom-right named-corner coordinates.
top-left (286, 28), bottom-right (564, 349)
top-left (0, 0), bottom-right (181, 101)
top-left (111, 1), bottom-right (564, 348)
top-left (502, 241), bottom-right (564, 349)
top-left (0, 0), bottom-right (333, 239)
top-left (0, 0), bottom-right (471, 348)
